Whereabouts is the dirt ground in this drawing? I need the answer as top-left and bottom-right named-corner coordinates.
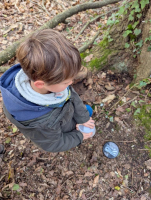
top-left (0, 70), bottom-right (151, 200)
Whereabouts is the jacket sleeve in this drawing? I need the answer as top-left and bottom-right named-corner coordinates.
top-left (29, 127), bottom-right (83, 152)
top-left (70, 86), bottom-right (90, 124)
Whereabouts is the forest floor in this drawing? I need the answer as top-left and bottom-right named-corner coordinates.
top-left (0, 0), bottom-right (151, 200)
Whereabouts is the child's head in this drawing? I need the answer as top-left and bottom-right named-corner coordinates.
top-left (16, 29), bottom-right (81, 92)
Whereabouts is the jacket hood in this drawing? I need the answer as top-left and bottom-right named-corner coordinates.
top-left (0, 64), bottom-right (53, 121)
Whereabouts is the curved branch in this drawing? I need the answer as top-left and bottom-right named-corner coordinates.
top-left (0, 0), bottom-right (123, 66)
top-left (78, 30), bottom-right (100, 53)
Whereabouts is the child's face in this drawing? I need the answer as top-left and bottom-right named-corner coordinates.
top-left (44, 78), bottom-right (73, 93)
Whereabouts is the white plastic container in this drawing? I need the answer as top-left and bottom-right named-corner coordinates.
top-left (78, 125), bottom-right (96, 137)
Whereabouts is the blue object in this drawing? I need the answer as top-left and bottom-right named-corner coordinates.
top-left (85, 104), bottom-right (93, 117)
top-left (103, 142), bottom-right (119, 159)
top-left (78, 124), bottom-right (96, 137)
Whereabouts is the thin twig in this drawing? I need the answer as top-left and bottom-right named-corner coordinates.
top-left (74, 7), bottom-right (118, 41)
top-left (145, 88), bottom-right (151, 102)
top-left (110, 83), bottom-right (139, 110)
top-left (79, 30), bottom-right (100, 53)
top-left (104, 139), bottom-right (137, 143)
top-left (138, 149), bottom-right (151, 151)
top-left (132, 167), bottom-right (133, 185)
top-left (120, 96), bottom-right (137, 107)
top-left (42, 0), bottom-right (50, 16)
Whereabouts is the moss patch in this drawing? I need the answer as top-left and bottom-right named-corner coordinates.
top-left (80, 38), bottom-right (114, 70)
top-left (135, 104), bottom-right (151, 155)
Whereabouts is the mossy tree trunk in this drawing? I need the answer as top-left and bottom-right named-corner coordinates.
top-left (83, 1), bottom-right (151, 81)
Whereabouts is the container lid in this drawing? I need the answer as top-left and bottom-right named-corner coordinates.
top-left (103, 142), bottom-right (119, 159)
top-left (78, 125), bottom-right (95, 133)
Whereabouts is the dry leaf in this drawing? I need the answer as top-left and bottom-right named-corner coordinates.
top-left (84, 54), bottom-right (93, 62)
top-left (79, 189), bottom-right (85, 197)
top-left (102, 94), bottom-right (116, 103)
top-left (93, 175), bottom-right (99, 187)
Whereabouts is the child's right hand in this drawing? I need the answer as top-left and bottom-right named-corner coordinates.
top-left (76, 124), bottom-right (93, 140)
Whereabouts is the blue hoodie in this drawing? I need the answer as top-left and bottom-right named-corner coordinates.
top-left (0, 64), bottom-right (54, 121)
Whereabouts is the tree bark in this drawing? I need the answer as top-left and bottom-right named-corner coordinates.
top-left (0, 0), bottom-right (122, 66)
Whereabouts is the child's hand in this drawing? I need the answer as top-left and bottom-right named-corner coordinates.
top-left (76, 124), bottom-right (93, 140)
top-left (82, 117), bottom-right (95, 129)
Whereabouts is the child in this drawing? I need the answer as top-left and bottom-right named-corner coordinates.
top-left (0, 29), bottom-right (95, 152)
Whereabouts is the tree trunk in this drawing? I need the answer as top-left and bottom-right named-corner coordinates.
top-left (83, 1), bottom-right (151, 81)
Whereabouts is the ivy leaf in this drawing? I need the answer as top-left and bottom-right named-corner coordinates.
top-left (140, 0), bottom-right (149, 10)
top-left (128, 15), bottom-right (134, 21)
top-left (131, 101), bottom-right (136, 107)
top-left (134, 28), bottom-right (141, 36)
top-left (147, 45), bottom-right (151, 52)
top-left (137, 13), bottom-right (142, 18)
top-left (12, 184), bottom-right (20, 191)
top-left (118, 6), bottom-right (125, 14)
top-left (134, 108), bottom-right (141, 115)
top-left (123, 30), bottom-right (132, 38)
top-left (125, 43), bottom-right (130, 48)
top-left (132, 21), bottom-right (139, 29)
top-left (139, 81), bottom-right (147, 88)
top-left (136, 40), bottom-right (143, 47)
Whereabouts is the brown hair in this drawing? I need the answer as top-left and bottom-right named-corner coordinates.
top-left (16, 29), bottom-right (81, 84)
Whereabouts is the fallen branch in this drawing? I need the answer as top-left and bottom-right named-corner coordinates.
top-left (79, 30), bottom-right (100, 53)
top-left (0, 0), bottom-right (123, 66)
top-left (74, 7), bottom-right (118, 41)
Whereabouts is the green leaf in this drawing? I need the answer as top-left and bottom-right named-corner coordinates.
top-left (125, 175), bottom-right (128, 180)
top-left (107, 19), bottom-right (114, 26)
top-left (125, 43), bottom-right (130, 48)
top-left (147, 45), bottom-right (151, 52)
top-left (13, 127), bottom-right (17, 133)
top-left (140, 0), bottom-right (149, 9)
top-left (5, 137), bottom-right (11, 144)
top-left (137, 13), bottom-right (142, 18)
top-left (131, 101), bottom-right (136, 107)
top-left (139, 100), bottom-right (145, 104)
top-left (131, 0), bottom-right (138, 9)
top-left (12, 184), bottom-right (20, 191)
top-left (132, 21), bottom-right (139, 29)
top-left (135, 7), bottom-right (141, 13)
top-left (118, 6), bottom-right (125, 14)
top-left (145, 36), bottom-right (151, 42)
top-left (123, 30), bottom-right (132, 38)
top-left (134, 108), bottom-right (141, 115)
top-left (126, 108), bottom-right (131, 112)
top-left (134, 28), bottom-right (141, 36)
top-left (128, 15), bottom-right (134, 21)
top-left (139, 81), bottom-right (147, 87)
top-left (136, 40), bottom-right (143, 47)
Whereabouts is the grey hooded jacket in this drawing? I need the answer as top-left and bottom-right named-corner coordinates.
top-left (3, 87), bottom-right (90, 152)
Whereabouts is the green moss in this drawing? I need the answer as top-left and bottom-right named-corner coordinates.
top-left (135, 105), bottom-right (151, 153)
top-left (80, 37), bottom-right (114, 70)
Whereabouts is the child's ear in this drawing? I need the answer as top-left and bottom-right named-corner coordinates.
top-left (33, 80), bottom-right (45, 88)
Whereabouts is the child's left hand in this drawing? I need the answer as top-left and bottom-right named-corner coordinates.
top-left (82, 117), bottom-right (95, 129)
